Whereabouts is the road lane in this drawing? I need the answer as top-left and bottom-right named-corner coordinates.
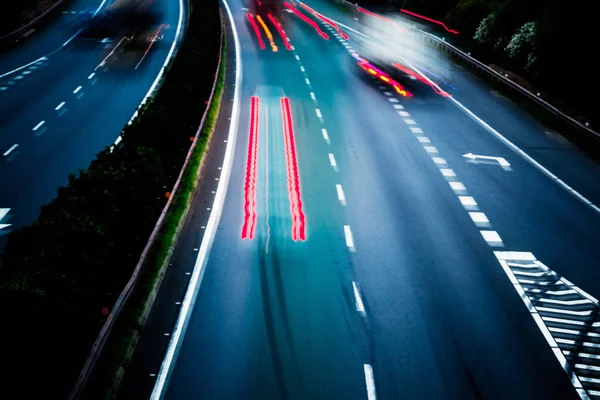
top-left (0, 0), bottom-right (181, 234)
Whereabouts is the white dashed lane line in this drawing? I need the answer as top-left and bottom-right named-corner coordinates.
top-left (305, 78), bottom-right (311, 85)
top-left (344, 225), bottom-right (355, 252)
top-left (328, 153), bottom-right (337, 171)
top-left (73, 86), bottom-right (82, 94)
top-left (410, 127), bottom-right (423, 133)
top-left (55, 102), bottom-right (65, 111)
top-left (321, 128), bottom-right (330, 144)
top-left (363, 364), bottom-right (377, 400)
top-left (3, 144), bottom-right (18, 157)
top-left (336, 184), bottom-right (346, 205)
top-left (32, 121), bottom-right (45, 131)
top-left (88, 73), bottom-right (95, 79)
top-left (352, 281), bottom-right (366, 315)
top-left (432, 157), bottom-right (447, 165)
top-left (315, 108), bottom-right (322, 119)
top-left (310, 92), bottom-right (316, 101)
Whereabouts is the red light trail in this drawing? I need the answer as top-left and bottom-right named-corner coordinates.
top-left (280, 97), bottom-right (306, 241)
top-left (392, 62), bottom-right (450, 96)
top-left (247, 13), bottom-right (265, 50)
top-left (400, 9), bottom-right (459, 34)
top-left (267, 13), bottom-right (292, 50)
top-left (356, 7), bottom-right (408, 33)
top-left (357, 59), bottom-right (412, 97)
top-left (284, 2), bottom-right (329, 40)
top-left (241, 96), bottom-right (260, 240)
top-left (299, 2), bottom-right (349, 40)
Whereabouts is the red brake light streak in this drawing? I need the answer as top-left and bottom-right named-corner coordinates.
top-left (299, 2), bottom-right (349, 40)
top-left (284, 2), bottom-right (329, 40)
top-left (400, 9), bottom-right (459, 34)
top-left (357, 7), bottom-right (408, 33)
top-left (392, 62), bottom-right (450, 97)
top-left (358, 59), bottom-right (412, 97)
top-left (241, 96), bottom-right (260, 240)
top-left (247, 13), bottom-right (266, 50)
top-left (267, 13), bottom-right (292, 50)
top-left (280, 97), bottom-right (306, 241)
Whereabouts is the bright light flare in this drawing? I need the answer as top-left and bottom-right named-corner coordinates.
top-left (284, 2), bottom-right (329, 40)
top-left (280, 97), bottom-right (306, 241)
top-left (241, 96), bottom-right (260, 240)
top-left (400, 9), bottom-right (459, 34)
top-left (357, 7), bottom-right (408, 33)
top-left (247, 13), bottom-right (265, 50)
top-left (299, 2), bottom-right (349, 40)
top-left (256, 14), bottom-right (278, 52)
top-left (267, 13), bottom-right (292, 50)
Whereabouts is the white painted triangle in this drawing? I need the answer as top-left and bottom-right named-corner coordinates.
top-left (0, 224), bottom-right (11, 230)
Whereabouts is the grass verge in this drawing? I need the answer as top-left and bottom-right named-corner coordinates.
top-left (82, 23), bottom-right (227, 400)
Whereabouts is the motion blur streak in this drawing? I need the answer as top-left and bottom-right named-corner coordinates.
top-left (247, 13), bottom-right (266, 50)
top-left (241, 96), bottom-right (260, 240)
top-left (400, 9), bottom-right (459, 34)
top-left (358, 59), bottom-right (412, 97)
top-left (256, 15), bottom-right (278, 52)
top-left (280, 97), bottom-right (306, 241)
top-left (283, 2), bottom-right (329, 40)
top-left (392, 62), bottom-right (450, 96)
top-left (135, 24), bottom-right (165, 70)
top-left (357, 7), bottom-right (408, 33)
top-left (299, 2), bottom-right (349, 40)
top-left (267, 13), bottom-right (292, 50)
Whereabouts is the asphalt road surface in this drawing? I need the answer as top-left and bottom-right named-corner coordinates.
top-left (0, 0), bottom-right (182, 237)
top-left (120, 0), bottom-right (600, 399)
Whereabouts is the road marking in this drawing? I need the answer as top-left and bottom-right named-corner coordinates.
top-left (0, 208), bottom-right (11, 230)
top-left (417, 136), bottom-right (430, 143)
top-left (440, 168), bottom-right (456, 177)
top-left (0, 56), bottom-right (47, 79)
top-left (352, 281), bottom-right (366, 315)
top-left (310, 92), bottom-right (316, 101)
top-left (344, 225), bottom-right (355, 251)
top-left (336, 184), bottom-right (346, 205)
top-left (295, 55), bottom-right (300, 60)
top-left (32, 121), bottom-right (45, 131)
top-left (398, 111), bottom-right (410, 117)
top-left (480, 230), bottom-right (503, 245)
top-left (55, 101), bottom-right (65, 110)
top-left (458, 196), bottom-right (477, 208)
top-left (322, 128), bottom-right (330, 144)
top-left (88, 73), bottom-right (95, 79)
top-left (408, 62), bottom-right (600, 214)
top-left (383, 91), bottom-right (392, 96)
top-left (363, 364), bottom-right (377, 400)
top-left (463, 153), bottom-right (511, 170)
top-left (424, 146), bottom-right (437, 153)
top-left (3, 144), bottom-right (18, 156)
top-left (95, 35), bottom-right (127, 70)
top-left (410, 127), bottom-right (423, 133)
top-left (449, 181), bottom-right (466, 192)
top-left (73, 86), bottom-right (82, 94)
top-left (305, 78), bottom-right (311, 85)
top-left (300, 66), bottom-right (305, 72)
top-left (388, 98), bottom-right (399, 103)
top-left (404, 119), bottom-right (416, 124)
top-left (393, 104), bottom-right (404, 109)
top-left (315, 108), bottom-right (322, 119)
top-left (14, 75), bottom-right (23, 80)
top-left (328, 153), bottom-right (337, 170)
top-left (432, 157), bottom-right (446, 165)
top-left (468, 212), bottom-right (489, 226)
top-left (149, 0), bottom-right (238, 395)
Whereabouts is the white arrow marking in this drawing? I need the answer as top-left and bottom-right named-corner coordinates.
top-left (463, 153), bottom-right (511, 169)
top-left (0, 208), bottom-right (11, 230)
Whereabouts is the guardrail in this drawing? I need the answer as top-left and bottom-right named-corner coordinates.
top-left (0, 0), bottom-right (69, 44)
top-left (66, 1), bottom-right (206, 399)
top-left (334, 0), bottom-right (600, 143)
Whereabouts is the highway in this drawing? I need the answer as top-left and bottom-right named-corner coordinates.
top-left (0, 0), bottom-right (182, 236)
top-left (119, 0), bottom-right (600, 399)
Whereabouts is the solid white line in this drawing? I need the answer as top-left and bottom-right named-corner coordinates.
top-left (322, 128), bottom-right (330, 144)
top-left (316, 108), bottom-right (322, 119)
top-left (73, 86), bottom-right (82, 94)
top-left (55, 101), bottom-right (65, 110)
top-left (344, 225), bottom-right (355, 251)
top-left (32, 121), bottom-right (45, 131)
top-left (328, 153), bottom-right (337, 170)
top-left (363, 364), bottom-right (377, 400)
top-left (408, 62), bottom-right (600, 215)
top-left (336, 184), bottom-right (346, 205)
top-left (149, 0), bottom-right (240, 396)
top-left (305, 78), bottom-right (311, 85)
top-left (0, 56), bottom-right (47, 79)
top-left (352, 281), bottom-right (365, 314)
top-left (3, 144), bottom-right (18, 156)
top-left (88, 73), bottom-right (95, 80)
top-left (310, 92), bottom-right (316, 101)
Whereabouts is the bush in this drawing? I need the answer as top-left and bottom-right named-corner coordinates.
top-left (0, 0), bottom-right (221, 396)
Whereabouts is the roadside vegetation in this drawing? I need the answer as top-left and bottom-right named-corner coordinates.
top-left (0, 0), bottom-right (221, 397)
top-left (360, 0), bottom-right (599, 130)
